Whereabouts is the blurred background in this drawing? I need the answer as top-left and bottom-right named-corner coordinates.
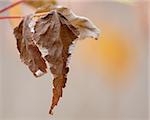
top-left (0, 0), bottom-right (149, 120)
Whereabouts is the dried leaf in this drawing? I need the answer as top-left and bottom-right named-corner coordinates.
top-left (36, 6), bottom-right (100, 39)
top-left (14, 6), bottom-right (100, 115)
top-left (14, 16), bottom-right (47, 77)
top-left (34, 11), bottom-right (79, 114)
top-left (57, 6), bottom-right (100, 39)
top-left (14, 10), bottom-right (79, 114)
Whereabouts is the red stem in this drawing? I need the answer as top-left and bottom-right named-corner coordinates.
top-left (0, 12), bottom-right (49, 20)
top-left (0, 0), bottom-right (25, 14)
top-left (0, 16), bottom-right (24, 19)
top-left (0, 0), bottom-right (49, 20)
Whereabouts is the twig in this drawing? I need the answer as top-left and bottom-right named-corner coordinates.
top-left (0, 0), bottom-right (25, 14)
top-left (0, 0), bottom-right (54, 20)
top-left (0, 16), bottom-right (24, 19)
top-left (0, 11), bottom-right (50, 20)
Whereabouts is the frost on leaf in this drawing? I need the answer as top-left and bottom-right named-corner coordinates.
top-left (14, 6), bottom-right (100, 115)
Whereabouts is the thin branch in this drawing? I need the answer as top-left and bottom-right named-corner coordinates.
top-left (0, 16), bottom-right (24, 19)
top-left (0, 11), bottom-right (49, 20)
top-left (0, 0), bottom-right (25, 14)
top-left (0, 0), bottom-right (53, 20)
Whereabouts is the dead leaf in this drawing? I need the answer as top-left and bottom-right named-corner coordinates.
top-left (34, 11), bottom-right (79, 114)
top-left (14, 15), bottom-right (47, 77)
top-left (57, 6), bottom-right (100, 40)
top-left (14, 10), bottom-right (79, 114)
top-left (35, 6), bottom-right (100, 39)
top-left (14, 6), bottom-right (100, 115)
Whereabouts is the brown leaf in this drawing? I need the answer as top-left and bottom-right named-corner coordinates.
top-left (35, 6), bottom-right (100, 40)
top-left (56, 6), bottom-right (100, 40)
top-left (14, 15), bottom-right (47, 77)
top-left (14, 10), bottom-right (79, 114)
top-left (14, 6), bottom-right (100, 115)
top-left (34, 11), bottom-right (79, 114)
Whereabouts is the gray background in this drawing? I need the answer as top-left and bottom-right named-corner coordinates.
top-left (0, 1), bottom-right (149, 120)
